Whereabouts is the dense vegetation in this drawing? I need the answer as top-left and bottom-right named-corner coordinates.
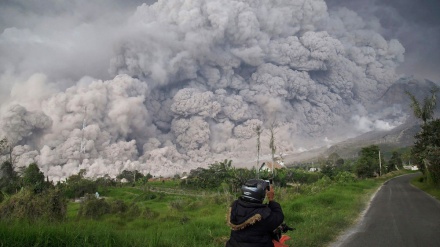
top-left (0, 147), bottom-right (410, 246)
top-left (407, 87), bottom-right (440, 186)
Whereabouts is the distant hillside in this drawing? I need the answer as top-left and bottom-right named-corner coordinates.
top-left (284, 76), bottom-right (439, 165)
top-left (322, 118), bottom-right (419, 159)
top-left (283, 119), bottom-right (419, 165)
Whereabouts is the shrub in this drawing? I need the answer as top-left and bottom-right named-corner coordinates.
top-left (134, 191), bottom-right (157, 202)
top-left (334, 171), bottom-right (357, 184)
top-left (315, 176), bottom-right (332, 187)
top-left (81, 198), bottom-right (158, 221)
top-left (77, 194), bottom-right (110, 219)
top-left (0, 188), bottom-right (67, 222)
top-left (179, 216), bottom-right (190, 224)
top-left (44, 188), bottom-right (68, 221)
top-left (169, 199), bottom-right (186, 211)
top-left (63, 179), bottom-right (98, 199)
top-left (124, 203), bottom-right (141, 218)
top-left (210, 193), bottom-right (235, 206)
top-left (0, 161), bottom-right (19, 194)
top-left (111, 203), bottom-right (159, 221)
top-left (22, 163), bottom-right (46, 193)
top-left (291, 170), bottom-right (320, 184)
top-left (306, 176), bottom-right (332, 194)
top-left (109, 200), bottom-right (128, 214)
top-left (141, 207), bottom-right (159, 220)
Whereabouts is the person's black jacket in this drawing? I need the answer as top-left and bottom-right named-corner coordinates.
top-left (226, 199), bottom-right (284, 247)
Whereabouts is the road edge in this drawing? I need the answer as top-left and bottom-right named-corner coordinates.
top-left (326, 173), bottom-right (414, 247)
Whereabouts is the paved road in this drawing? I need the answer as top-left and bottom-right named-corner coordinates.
top-left (330, 173), bottom-right (440, 247)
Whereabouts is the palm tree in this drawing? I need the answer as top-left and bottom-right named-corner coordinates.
top-left (406, 86), bottom-right (440, 184)
top-left (405, 86), bottom-right (439, 124)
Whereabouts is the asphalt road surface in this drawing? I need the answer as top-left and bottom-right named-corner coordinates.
top-left (330, 173), bottom-right (440, 247)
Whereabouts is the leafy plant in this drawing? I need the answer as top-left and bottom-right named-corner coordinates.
top-left (62, 171), bottom-right (98, 199)
top-left (77, 194), bottom-right (110, 219)
top-left (22, 163), bottom-right (46, 193)
top-left (334, 171), bottom-right (357, 184)
top-left (0, 161), bottom-right (19, 195)
top-left (0, 188), bottom-right (66, 222)
top-left (407, 87), bottom-right (440, 184)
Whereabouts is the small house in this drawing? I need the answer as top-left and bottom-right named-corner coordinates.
top-left (260, 161), bottom-right (285, 172)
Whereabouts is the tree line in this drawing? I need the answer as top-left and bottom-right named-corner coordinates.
top-left (0, 142), bottom-right (413, 223)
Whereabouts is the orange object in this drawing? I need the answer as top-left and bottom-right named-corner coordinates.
top-left (273, 235), bottom-right (291, 247)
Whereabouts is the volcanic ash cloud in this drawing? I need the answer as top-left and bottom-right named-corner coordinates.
top-left (0, 0), bottom-right (405, 180)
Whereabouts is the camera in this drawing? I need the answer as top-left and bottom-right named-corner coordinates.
top-left (272, 223), bottom-right (295, 241)
top-left (264, 180), bottom-right (270, 190)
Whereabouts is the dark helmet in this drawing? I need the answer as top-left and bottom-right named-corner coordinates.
top-left (240, 179), bottom-right (270, 203)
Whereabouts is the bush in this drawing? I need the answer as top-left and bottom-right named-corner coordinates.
top-left (63, 179), bottom-right (98, 199)
top-left (0, 161), bottom-right (19, 195)
top-left (334, 171), bottom-right (357, 184)
top-left (169, 199), bottom-right (186, 211)
top-left (0, 188), bottom-right (67, 222)
top-left (316, 176), bottom-right (332, 187)
top-left (45, 188), bottom-right (68, 221)
top-left (22, 163), bottom-right (46, 193)
top-left (124, 203), bottom-right (141, 218)
top-left (307, 176), bottom-right (332, 194)
top-left (77, 196), bottom-right (155, 221)
top-left (117, 203), bottom-right (158, 220)
top-left (134, 192), bottom-right (157, 202)
top-left (141, 207), bottom-right (159, 220)
top-left (291, 170), bottom-right (320, 184)
top-left (77, 194), bottom-right (110, 219)
top-left (210, 193), bottom-right (235, 205)
top-left (109, 200), bottom-right (128, 214)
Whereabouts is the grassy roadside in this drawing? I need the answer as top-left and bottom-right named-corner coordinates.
top-left (282, 179), bottom-right (381, 246)
top-left (295, 170), bottom-right (412, 247)
top-left (410, 173), bottom-right (440, 200)
top-left (0, 171), bottom-right (410, 247)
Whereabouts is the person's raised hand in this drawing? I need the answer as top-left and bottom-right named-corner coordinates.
top-left (267, 185), bottom-right (275, 201)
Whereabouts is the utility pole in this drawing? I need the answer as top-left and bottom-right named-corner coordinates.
top-left (379, 150), bottom-right (382, 177)
top-left (269, 122), bottom-right (277, 179)
top-left (255, 125), bottom-right (262, 179)
top-left (79, 106), bottom-right (87, 163)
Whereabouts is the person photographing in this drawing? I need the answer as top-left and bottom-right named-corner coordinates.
top-left (226, 179), bottom-right (284, 247)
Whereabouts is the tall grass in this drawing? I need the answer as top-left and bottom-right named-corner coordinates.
top-left (0, 172), bottom-right (409, 247)
top-left (411, 173), bottom-right (440, 199)
top-left (283, 179), bottom-right (381, 246)
top-left (0, 221), bottom-right (147, 247)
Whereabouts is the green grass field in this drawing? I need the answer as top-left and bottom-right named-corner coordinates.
top-left (0, 171), bottom-right (412, 247)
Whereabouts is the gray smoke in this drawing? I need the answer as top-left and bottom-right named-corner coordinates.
top-left (0, 104), bottom-right (52, 145)
top-left (0, 0), bottom-right (410, 181)
top-left (325, 0), bottom-right (440, 83)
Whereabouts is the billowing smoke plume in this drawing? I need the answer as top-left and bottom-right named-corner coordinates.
top-left (0, 0), bottom-right (407, 181)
